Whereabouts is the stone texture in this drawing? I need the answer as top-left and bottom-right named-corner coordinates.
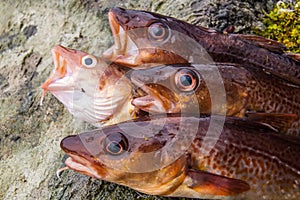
top-left (0, 0), bottom-right (282, 199)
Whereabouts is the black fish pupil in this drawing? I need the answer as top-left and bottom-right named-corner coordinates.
top-left (84, 58), bottom-right (93, 65)
top-left (104, 132), bottom-right (128, 156)
top-left (180, 75), bottom-right (192, 86)
top-left (152, 26), bottom-right (163, 37)
top-left (108, 141), bottom-right (122, 154)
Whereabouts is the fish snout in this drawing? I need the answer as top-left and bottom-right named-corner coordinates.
top-left (60, 131), bottom-right (106, 159)
top-left (53, 45), bottom-right (77, 54)
top-left (41, 45), bottom-right (80, 92)
top-left (60, 135), bottom-right (84, 154)
top-left (109, 7), bottom-right (130, 27)
top-left (60, 134), bottom-right (99, 159)
top-left (51, 45), bottom-right (81, 71)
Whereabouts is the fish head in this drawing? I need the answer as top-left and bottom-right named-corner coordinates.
top-left (42, 45), bottom-right (105, 92)
top-left (103, 7), bottom-right (215, 67)
top-left (60, 115), bottom-right (253, 198)
top-left (41, 45), bottom-right (133, 125)
top-left (60, 115), bottom-right (196, 195)
top-left (131, 64), bottom-right (210, 114)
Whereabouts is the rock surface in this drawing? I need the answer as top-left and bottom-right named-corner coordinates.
top-left (0, 0), bottom-right (281, 199)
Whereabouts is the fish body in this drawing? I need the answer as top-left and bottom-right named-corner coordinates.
top-left (130, 63), bottom-right (300, 135)
top-left (103, 7), bottom-right (300, 86)
top-left (61, 115), bottom-right (300, 199)
top-left (41, 45), bottom-right (134, 126)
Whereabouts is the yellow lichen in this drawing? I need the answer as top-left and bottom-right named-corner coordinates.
top-left (256, 1), bottom-right (300, 53)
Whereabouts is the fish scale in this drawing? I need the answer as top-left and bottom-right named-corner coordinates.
top-left (188, 120), bottom-right (300, 199)
top-left (245, 70), bottom-right (300, 135)
top-left (104, 7), bottom-right (300, 86)
top-left (130, 64), bottom-right (300, 135)
top-left (60, 115), bottom-right (300, 199)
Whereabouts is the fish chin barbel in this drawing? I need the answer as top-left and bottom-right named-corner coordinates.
top-left (60, 114), bottom-right (300, 199)
top-left (103, 7), bottom-right (300, 86)
top-left (41, 45), bottom-right (135, 126)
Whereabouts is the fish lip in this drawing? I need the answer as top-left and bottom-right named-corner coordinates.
top-left (131, 75), bottom-right (174, 112)
top-left (131, 78), bottom-right (157, 110)
top-left (61, 135), bottom-right (106, 179)
top-left (131, 75), bottom-right (154, 99)
top-left (108, 11), bottom-right (121, 51)
top-left (45, 81), bottom-right (76, 92)
top-left (60, 135), bottom-right (96, 168)
top-left (108, 10), bottom-right (119, 34)
top-left (103, 10), bottom-right (139, 65)
top-left (65, 156), bottom-right (86, 170)
top-left (41, 45), bottom-right (74, 92)
top-left (64, 154), bottom-right (104, 179)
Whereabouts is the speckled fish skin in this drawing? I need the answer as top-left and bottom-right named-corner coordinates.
top-left (60, 115), bottom-right (300, 199)
top-left (41, 45), bottom-right (134, 126)
top-left (130, 63), bottom-right (300, 135)
top-left (103, 7), bottom-right (300, 86)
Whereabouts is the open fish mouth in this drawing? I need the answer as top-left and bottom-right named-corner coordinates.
top-left (64, 155), bottom-right (103, 179)
top-left (102, 11), bottom-right (139, 65)
top-left (41, 45), bottom-right (134, 124)
top-left (58, 152), bottom-right (106, 180)
top-left (60, 135), bottom-right (105, 179)
top-left (41, 46), bottom-right (75, 92)
top-left (131, 76), bottom-right (176, 113)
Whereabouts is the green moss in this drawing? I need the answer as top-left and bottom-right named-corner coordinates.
top-left (256, 1), bottom-right (300, 53)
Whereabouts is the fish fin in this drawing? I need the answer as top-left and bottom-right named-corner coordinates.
top-left (222, 25), bottom-right (235, 34)
top-left (245, 112), bottom-right (299, 133)
top-left (233, 34), bottom-right (287, 54)
top-left (284, 52), bottom-right (300, 62)
top-left (186, 169), bottom-right (250, 196)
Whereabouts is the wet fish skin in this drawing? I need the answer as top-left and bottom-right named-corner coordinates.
top-left (130, 63), bottom-right (300, 135)
top-left (104, 7), bottom-right (300, 86)
top-left (41, 45), bottom-right (134, 126)
top-left (60, 115), bottom-right (300, 199)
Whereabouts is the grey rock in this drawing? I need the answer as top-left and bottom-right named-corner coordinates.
top-left (0, 0), bottom-right (282, 199)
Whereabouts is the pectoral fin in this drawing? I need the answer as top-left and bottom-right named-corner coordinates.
top-left (245, 112), bottom-right (298, 133)
top-left (233, 34), bottom-right (286, 54)
top-left (186, 169), bottom-right (250, 196)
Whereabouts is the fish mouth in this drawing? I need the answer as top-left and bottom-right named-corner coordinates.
top-left (64, 155), bottom-right (103, 179)
top-left (102, 10), bottom-right (139, 65)
top-left (41, 45), bottom-right (75, 92)
top-left (131, 76), bottom-right (177, 113)
top-left (61, 135), bottom-right (105, 179)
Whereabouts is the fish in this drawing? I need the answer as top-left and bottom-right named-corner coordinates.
top-left (103, 7), bottom-right (300, 86)
top-left (60, 114), bottom-right (300, 199)
top-left (41, 45), bottom-right (135, 126)
top-left (130, 63), bottom-right (300, 135)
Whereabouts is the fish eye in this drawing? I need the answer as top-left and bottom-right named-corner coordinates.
top-left (104, 132), bottom-right (128, 156)
top-left (147, 22), bottom-right (170, 42)
top-left (81, 55), bottom-right (97, 68)
top-left (175, 69), bottom-right (199, 92)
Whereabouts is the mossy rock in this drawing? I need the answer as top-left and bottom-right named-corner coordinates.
top-left (255, 1), bottom-right (300, 53)
top-left (0, 0), bottom-right (283, 199)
